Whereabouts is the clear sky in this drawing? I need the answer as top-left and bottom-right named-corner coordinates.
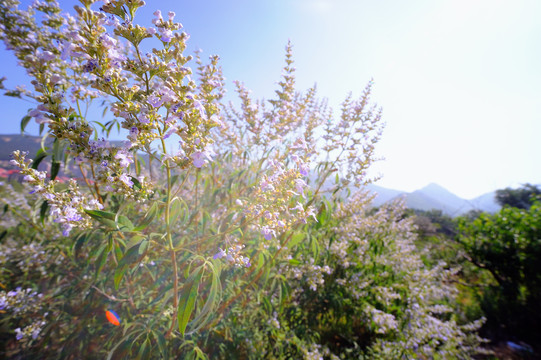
top-left (1, 0), bottom-right (540, 199)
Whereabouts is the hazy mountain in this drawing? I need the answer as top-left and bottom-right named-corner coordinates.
top-left (0, 134), bottom-right (53, 161)
top-left (0, 134), bottom-right (125, 179)
top-left (368, 182), bottom-right (500, 216)
top-left (365, 184), bottom-right (406, 207)
top-left (468, 192), bottom-right (501, 214)
top-left (408, 183), bottom-right (475, 216)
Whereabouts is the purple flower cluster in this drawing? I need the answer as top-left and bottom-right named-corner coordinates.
top-left (213, 243), bottom-right (251, 268)
top-left (151, 10), bottom-right (181, 43)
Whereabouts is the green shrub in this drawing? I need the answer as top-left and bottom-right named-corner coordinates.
top-left (459, 201), bottom-right (541, 348)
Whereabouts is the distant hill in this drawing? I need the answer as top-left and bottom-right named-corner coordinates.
top-left (368, 182), bottom-right (500, 216)
top-left (406, 183), bottom-right (475, 216)
top-left (366, 184), bottom-right (405, 207)
top-left (468, 192), bottom-right (501, 214)
top-left (305, 172), bottom-right (500, 217)
top-left (0, 134), bottom-right (125, 179)
top-left (0, 134), bottom-right (53, 160)
top-left (0, 134), bottom-right (127, 160)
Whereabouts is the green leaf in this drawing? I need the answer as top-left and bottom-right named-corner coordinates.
top-left (310, 234), bottom-right (319, 259)
top-left (288, 232), bottom-right (305, 249)
top-left (133, 202), bottom-right (159, 231)
top-left (114, 240), bottom-right (123, 261)
top-left (138, 239), bottom-right (149, 255)
top-left (114, 266), bottom-right (128, 290)
top-left (279, 278), bottom-right (290, 306)
top-left (52, 138), bottom-right (64, 160)
top-left (117, 215), bottom-right (134, 232)
top-left (149, 284), bottom-right (173, 307)
top-left (192, 346), bottom-right (207, 360)
top-left (256, 252), bottom-right (266, 270)
top-left (85, 210), bottom-right (116, 221)
top-left (169, 197), bottom-right (188, 226)
top-left (105, 330), bottom-right (140, 360)
top-left (72, 232), bottom-right (91, 258)
top-left (31, 151), bottom-right (48, 170)
top-left (85, 210), bottom-right (134, 232)
top-left (188, 261), bottom-right (222, 334)
top-left (316, 199), bottom-right (332, 228)
top-left (39, 200), bottom-right (48, 223)
top-left (136, 337), bottom-right (151, 360)
top-left (95, 243), bottom-right (109, 277)
top-left (118, 241), bottom-right (145, 268)
top-left (126, 234), bottom-right (145, 249)
top-left (92, 120), bottom-right (107, 133)
top-left (85, 209), bottom-right (118, 228)
top-left (20, 115), bottom-right (31, 133)
top-left (262, 296), bottom-right (272, 314)
top-left (178, 267), bottom-right (203, 336)
top-left (152, 330), bottom-right (167, 358)
top-left (131, 176), bottom-right (142, 190)
top-left (50, 161), bottom-right (60, 181)
top-left (200, 211), bottom-right (213, 233)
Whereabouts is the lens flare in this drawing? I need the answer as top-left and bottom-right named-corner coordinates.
top-left (105, 310), bottom-right (121, 326)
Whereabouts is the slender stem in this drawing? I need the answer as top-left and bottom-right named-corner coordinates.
top-left (158, 135), bottom-right (180, 338)
top-left (75, 98), bottom-right (83, 119)
top-left (134, 44), bottom-right (151, 95)
top-left (171, 167), bottom-right (192, 199)
top-left (148, 152), bottom-right (154, 182)
top-left (91, 285), bottom-right (131, 303)
top-left (77, 163), bottom-right (95, 197)
top-left (134, 151), bottom-right (140, 177)
top-left (165, 166), bottom-right (179, 338)
top-left (195, 169), bottom-right (199, 209)
top-left (89, 163), bottom-right (103, 204)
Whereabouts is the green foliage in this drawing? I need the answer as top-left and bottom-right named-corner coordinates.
top-left (459, 201), bottom-right (541, 348)
top-left (495, 183), bottom-right (541, 210)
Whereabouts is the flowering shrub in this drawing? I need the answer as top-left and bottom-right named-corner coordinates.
top-left (0, 0), bottom-right (485, 358)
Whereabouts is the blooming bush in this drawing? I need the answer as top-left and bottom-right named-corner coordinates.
top-left (0, 0), bottom-right (485, 358)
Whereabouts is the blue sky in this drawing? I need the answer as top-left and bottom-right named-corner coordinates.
top-left (1, 0), bottom-right (540, 199)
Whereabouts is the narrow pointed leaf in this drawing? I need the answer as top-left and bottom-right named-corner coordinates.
top-left (20, 115), bottom-right (31, 133)
top-left (178, 267), bottom-right (203, 336)
top-left (39, 200), bottom-right (48, 223)
top-left (133, 202), bottom-right (159, 231)
top-left (50, 161), bottom-right (60, 181)
top-left (114, 265), bottom-right (128, 290)
top-left (31, 152), bottom-right (48, 170)
top-left (118, 241), bottom-right (144, 268)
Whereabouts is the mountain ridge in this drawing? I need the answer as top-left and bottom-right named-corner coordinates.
top-left (367, 182), bottom-right (500, 216)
